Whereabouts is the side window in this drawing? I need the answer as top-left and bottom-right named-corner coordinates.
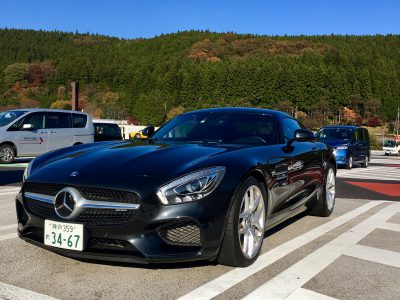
top-left (45, 113), bottom-right (71, 129)
top-left (22, 113), bottom-right (45, 130)
top-left (363, 129), bottom-right (370, 142)
top-left (8, 118), bottom-right (25, 131)
top-left (281, 118), bottom-right (301, 143)
top-left (73, 114), bottom-right (87, 128)
top-left (351, 129), bottom-right (359, 142)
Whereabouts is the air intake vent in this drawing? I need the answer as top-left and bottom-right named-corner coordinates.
top-left (157, 221), bottom-right (202, 247)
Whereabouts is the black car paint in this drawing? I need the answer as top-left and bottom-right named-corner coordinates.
top-left (17, 108), bottom-right (335, 264)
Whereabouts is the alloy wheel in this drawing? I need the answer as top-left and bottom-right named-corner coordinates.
top-left (0, 147), bottom-right (13, 163)
top-left (326, 168), bottom-right (336, 210)
top-left (238, 185), bottom-right (265, 259)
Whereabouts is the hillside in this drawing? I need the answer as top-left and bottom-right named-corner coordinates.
top-left (0, 29), bottom-right (399, 126)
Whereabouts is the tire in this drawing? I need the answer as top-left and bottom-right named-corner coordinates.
top-left (134, 134), bottom-right (141, 138)
top-left (361, 155), bottom-right (369, 168)
top-left (345, 156), bottom-right (353, 169)
top-left (398, 151), bottom-right (400, 157)
top-left (218, 177), bottom-right (267, 267)
top-left (0, 144), bottom-right (15, 164)
top-left (309, 163), bottom-right (336, 217)
top-left (385, 153), bottom-right (389, 156)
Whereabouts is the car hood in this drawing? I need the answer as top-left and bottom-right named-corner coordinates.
top-left (28, 140), bottom-right (244, 190)
top-left (316, 139), bottom-right (349, 148)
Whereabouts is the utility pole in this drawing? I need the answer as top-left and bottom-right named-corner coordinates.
top-left (396, 106), bottom-right (399, 138)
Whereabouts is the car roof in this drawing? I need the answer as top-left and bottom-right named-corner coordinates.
top-left (182, 107), bottom-right (292, 119)
top-left (10, 108), bottom-right (88, 115)
top-left (320, 125), bottom-right (358, 130)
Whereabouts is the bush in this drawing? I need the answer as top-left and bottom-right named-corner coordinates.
top-left (303, 118), bottom-right (322, 131)
top-left (369, 133), bottom-right (381, 150)
top-left (368, 117), bottom-right (382, 127)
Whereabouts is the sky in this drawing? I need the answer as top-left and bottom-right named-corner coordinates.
top-left (0, 0), bottom-right (399, 38)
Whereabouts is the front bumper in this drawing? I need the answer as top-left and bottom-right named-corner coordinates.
top-left (16, 189), bottom-right (231, 264)
top-left (383, 148), bottom-right (398, 155)
top-left (333, 149), bottom-right (349, 165)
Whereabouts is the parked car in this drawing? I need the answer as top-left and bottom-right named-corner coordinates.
top-left (0, 109), bottom-right (94, 164)
top-left (383, 140), bottom-right (400, 156)
top-left (316, 125), bottom-right (370, 169)
top-left (129, 126), bottom-right (154, 139)
top-left (18, 107), bottom-right (336, 267)
top-left (93, 122), bottom-right (122, 142)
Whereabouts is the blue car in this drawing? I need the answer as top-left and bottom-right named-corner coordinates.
top-left (316, 125), bottom-right (371, 169)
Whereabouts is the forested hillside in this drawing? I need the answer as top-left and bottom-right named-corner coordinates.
top-left (0, 29), bottom-right (399, 127)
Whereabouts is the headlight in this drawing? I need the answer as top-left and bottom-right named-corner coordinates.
top-left (156, 166), bottom-right (226, 205)
top-left (336, 145), bottom-right (348, 150)
top-left (23, 160), bottom-right (34, 182)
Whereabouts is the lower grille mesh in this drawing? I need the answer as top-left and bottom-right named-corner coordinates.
top-left (89, 238), bottom-right (131, 249)
top-left (158, 221), bottom-right (202, 246)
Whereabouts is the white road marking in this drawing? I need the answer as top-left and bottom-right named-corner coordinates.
top-left (344, 244), bottom-right (400, 268)
top-left (337, 166), bottom-right (400, 181)
top-left (242, 203), bottom-right (400, 300)
top-left (379, 222), bottom-right (400, 232)
top-left (286, 288), bottom-right (338, 300)
top-left (0, 232), bottom-right (18, 241)
top-left (0, 187), bottom-right (20, 193)
top-left (0, 282), bottom-right (57, 300)
top-left (0, 191), bottom-right (19, 197)
top-left (0, 224), bottom-right (17, 232)
top-left (178, 200), bottom-right (382, 300)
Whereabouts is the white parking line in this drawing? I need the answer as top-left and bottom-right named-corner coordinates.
top-left (0, 282), bottom-right (57, 300)
top-left (0, 232), bottom-right (18, 242)
top-left (178, 200), bottom-right (382, 300)
top-left (0, 224), bottom-right (17, 232)
top-left (242, 203), bottom-right (400, 300)
top-left (0, 187), bottom-right (20, 193)
top-left (379, 222), bottom-right (400, 232)
top-left (344, 244), bottom-right (400, 268)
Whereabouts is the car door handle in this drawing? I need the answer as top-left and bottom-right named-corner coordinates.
top-left (50, 131), bottom-right (57, 134)
top-left (40, 131), bottom-right (48, 134)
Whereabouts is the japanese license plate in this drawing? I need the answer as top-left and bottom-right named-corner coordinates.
top-left (44, 220), bottom-right (84, 251)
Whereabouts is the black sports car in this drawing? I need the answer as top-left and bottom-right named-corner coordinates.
top-left (17, 107), bottom-right (336, 267)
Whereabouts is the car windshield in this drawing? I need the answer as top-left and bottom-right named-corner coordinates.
top-left (0, 110), bottom-right (27, 127)
top-left (316, 128), bottom-right (353, 140)
top-left (383, 140), bottom-right (396, 147)
top-left (152, 112), bottom-right (278, 145)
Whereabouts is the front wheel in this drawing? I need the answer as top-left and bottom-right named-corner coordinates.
top-left (0, 144), bottom-right (15, 164)
top-left (218, 177), bottom-right (267, 267)
top-left (346, 156), bottom-right (353, 169)
top-left (361, 155), bottom-right (369, 168)
top-left (309, 163), bottom-right (336, 217)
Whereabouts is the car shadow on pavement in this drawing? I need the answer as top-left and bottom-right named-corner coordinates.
top-left (0, 169), bottom-right (24, 186)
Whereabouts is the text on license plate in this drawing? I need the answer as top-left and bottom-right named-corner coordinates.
top-left (44, 220), bottom-right (84, 251)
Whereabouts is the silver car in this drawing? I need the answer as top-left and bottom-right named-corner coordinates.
top-left (0, 109), bottom-right (94, 164)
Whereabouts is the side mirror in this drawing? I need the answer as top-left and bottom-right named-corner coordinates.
top-left (22, 124), bottom-right (33, 130)
top-left (294, 129), bottom-right (315, 142)
top-left (141, 125), bottom-right (155, 137)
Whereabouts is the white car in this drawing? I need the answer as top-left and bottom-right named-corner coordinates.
top-left (383, 140), bottom-right (400, 156)
top-left (0, 108), bottom-right (94, 164)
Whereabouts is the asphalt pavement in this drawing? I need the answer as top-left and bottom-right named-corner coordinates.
top-left (0, 151), bottom-right (399, 299)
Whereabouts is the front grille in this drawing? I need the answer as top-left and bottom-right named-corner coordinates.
top-left (24, 197), bottom-right (137, 226)
top-left (158, 221), bottom-right (202, 247)
top-left (23, 182), bottom-right (140, 204)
